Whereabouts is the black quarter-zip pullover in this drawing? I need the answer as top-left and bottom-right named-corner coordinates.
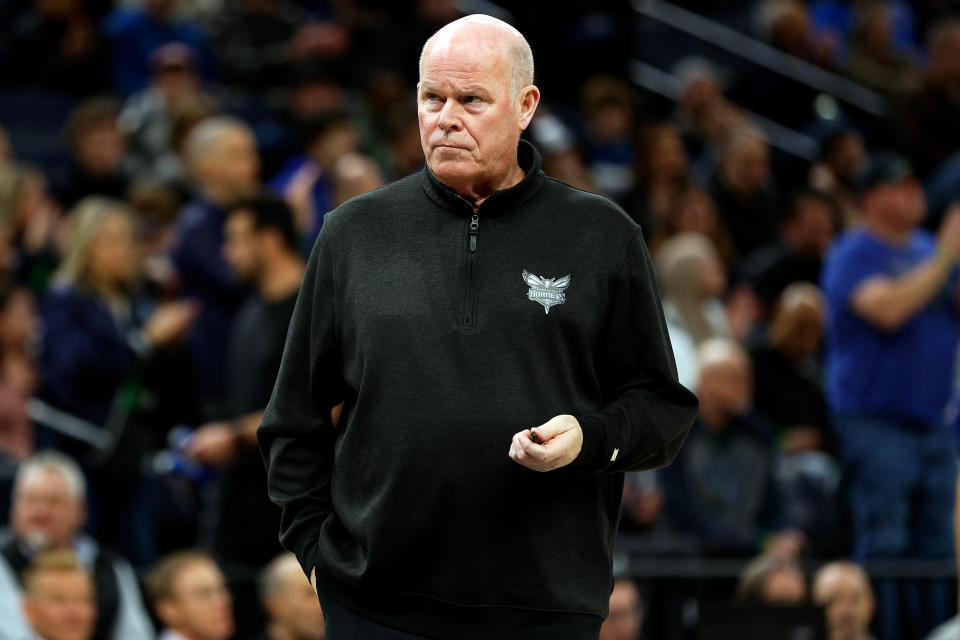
top-left (258, 140), bottom-right (698, 639)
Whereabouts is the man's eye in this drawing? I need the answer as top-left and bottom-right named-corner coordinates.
top-left (464, 96), bottom-right (481, 104)
top-left (425, 93), bottom-right (443, 102)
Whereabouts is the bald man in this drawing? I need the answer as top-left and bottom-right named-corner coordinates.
top-left (258, 14), bottom-right (697, 640)
top-left (258, 553), bottom-right (325, 640)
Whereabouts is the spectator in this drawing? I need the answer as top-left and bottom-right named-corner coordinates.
top-left (846, 2), bottom-right (922, 97)
top-left (258, 553), bottom-right (325, 640)
top-left (622, 122), bottom-right (689, 235)
top-left (38, 197), bottom-right (196, 442)
top-left (648, 185), bottom-right (738, 272)
top-left (577, 75), bottom-right (637, 200)
top-left (671, 57), bottom-right (746, 184)
top-left (0, 164), bottom-right (63, 294)
top-left (0, 451), bottom-right (153, 640)
top-left (269, 113), bottom-right (359, 245)
top-left (751, 283), bottom-right (829, 450)
top-left (743, 189), bottom-right (837, 314)
top-left (102, 0), bottom-right (211, 95)
top-left (331, 153), bottom-right (385, 208)
top-left (821, 153), bottom-right (960, 639)
top-left (655, 232), bottom-right (730, 391)
top-left (0, 280), bottom-right (37, 452)
top-left (812, 561), bottom-right (876, 640)
top-left (21, 550), bottom-right (97, 640)
top-left (118, 43), bottom-right (208, 186)
top-left (708, 126), bottom-right (780, 258)
top-left (146, 549), bottom-right (234, 640)
top-left (185, 195), bottom-right (303, 636)
top-left (172, 117), bottom-right (258, 415)
top-left (598, 578), bottom-right (644, 640)
top-left (809, 130), bottom-right (868, 227)
top-left (37, 197), bottom-right (197, 558)
top-left (660, 338), bottom-right (803, 557)
top-left (208, 0), bottom-right (348, 91)
top-left (0, 0), bottom-right (110, 95)
top-left (0, 125), bottom-right (14, 167)
top-left (757, 0), bottom-right (838, 68)
top-left (897, 20), bottom-right (960, 180)
top-left (56, 99), bottom-right (131, 210)
top-left (735, 554), bottom-right (808, 606)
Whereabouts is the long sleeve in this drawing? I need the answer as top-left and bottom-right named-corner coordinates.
top-left (572, 230), bottom-right (698, 473)
top-left (257, 232), bottom-right (344, 578)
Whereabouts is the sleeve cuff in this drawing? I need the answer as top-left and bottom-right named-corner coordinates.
top-left (571, 414), bottom-right (608, 471)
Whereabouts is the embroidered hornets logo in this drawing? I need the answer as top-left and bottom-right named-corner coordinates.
top-left (522, 270), bottom-right (571, 314)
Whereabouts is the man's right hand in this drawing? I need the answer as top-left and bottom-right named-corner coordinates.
top-left (937, 204), bottom-right (960, 261)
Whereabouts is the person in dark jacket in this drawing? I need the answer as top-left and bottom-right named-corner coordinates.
top-left (258, 14), bottom-right (698, 640)
top-left (171, 116), bottom-right (258, 416)
top-left (37, 197), bottom-right (196, 561)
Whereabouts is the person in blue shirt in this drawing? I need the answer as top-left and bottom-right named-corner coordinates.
top-left (820, 153), bottom-right (960, 640)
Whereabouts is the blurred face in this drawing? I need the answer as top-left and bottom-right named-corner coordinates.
top-left (0, 288), bottom-right (38, 350)
top-left (647, 126), bottom-right (688, 182)
top-left (762, 568), bottom-right (807, 606)
top-left (673, 190), bottom-right (718, 235)
top-left (418, 24), bottom-right (537, 197)
top-left (87, 214), bottom-right (139, 290)
top-left (12, 469), bottom-right (85, 551)
top-left (198, 129), bottom-right (260, 199)
top-left (787, 197), bottom-right (835, 256)
top-left (700, 354), bottom-right (753, 420)
top-left (267, 571), bottom-right (326, 640)
top-left (723, 137), bottom-right (769, 197)
top-left (589, 103), bottom-right (632, 143)
top-left (867, 178), bottom-right (925, 230)
top-left (75, 125), bottom-right (126, 176)
top-left (223, 210), bottom-right (260, 282)
top-left (828, 134), bottom-right (866, 185)
top-left (815, 569), bottom-right (874, 640)
top-left (23, 570), bottom-right (96, 640)
top-left (697, 253), bottom-right (727, 298)
top-left (599, 580), bottom-right (642, 640)
top-left (160, 560), bottom-right (234, 640)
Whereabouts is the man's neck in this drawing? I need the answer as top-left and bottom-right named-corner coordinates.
top-left (258, 254), bottom-right (305, 302)
top-left (267, 623), bottom-right (298, 640)
top-left (449, 161), bottom-right (526, 209)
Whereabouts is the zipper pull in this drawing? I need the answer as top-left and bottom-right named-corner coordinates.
top-left (469, 212), bottom-right (479, 252)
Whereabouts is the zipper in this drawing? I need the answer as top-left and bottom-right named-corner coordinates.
top-left (462, 210), bottom-right (480, 329)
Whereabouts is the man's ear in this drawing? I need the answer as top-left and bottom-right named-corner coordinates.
top-left (517, 85), bottom-right (541, 132)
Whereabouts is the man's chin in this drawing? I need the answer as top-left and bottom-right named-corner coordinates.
top-left (429, 159), bottom-right (478, 183)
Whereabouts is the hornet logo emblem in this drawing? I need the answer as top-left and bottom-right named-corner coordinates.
top-left (522, 270), bottom-right (571, 314)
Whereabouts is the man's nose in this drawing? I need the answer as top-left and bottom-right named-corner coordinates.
top-left (437, 101), bottom-right (462, 131)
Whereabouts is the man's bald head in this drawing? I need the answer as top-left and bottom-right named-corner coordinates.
top-left (419, 15), bottom-right (534, 101)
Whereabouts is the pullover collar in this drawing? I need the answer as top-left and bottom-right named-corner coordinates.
top-left (420, 138), bottom-right (544, 216)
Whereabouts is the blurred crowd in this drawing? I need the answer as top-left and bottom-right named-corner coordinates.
top-left (1, 0), bottom-right (960, 639)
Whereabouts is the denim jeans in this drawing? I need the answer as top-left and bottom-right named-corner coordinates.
top-left (834, 413), bottom-right (957, 640)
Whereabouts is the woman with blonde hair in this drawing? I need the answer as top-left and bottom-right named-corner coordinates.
top-left (40, 196), bottom-right (197, 431)
top-left (655, 232), bottom-right (731, 390)
top-left (36, 197), bottom-right (198, 558)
